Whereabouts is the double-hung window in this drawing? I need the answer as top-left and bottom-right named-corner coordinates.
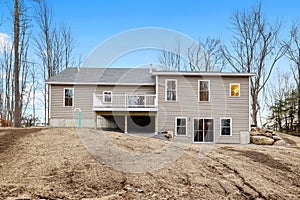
top-left (64, 88), bottom-right (74, 107)
top-left (166, 80), bottom-right (177, 101)
top-left (220, 118), bottom-right (232, 136)
top-left (176, 117), bottom-right (187, 136)
top-left (198, 80), bottom-right (210, 102)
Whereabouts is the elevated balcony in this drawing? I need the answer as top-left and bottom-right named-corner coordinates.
top-left (93, 93), bottom-right (158, 112)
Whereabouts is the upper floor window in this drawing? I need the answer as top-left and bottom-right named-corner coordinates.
top-left (220, 118), bottom-right (232, 136)
top-left (198, 80), bottom-right (210, 102)
top-left (64, 88), bottom-right (73, 107)
top-left (230, 83), bottom-right (240, 97)
top-left (166, 79), bottom-right (177, 101)
top-left (103, 91), bottom-right (112, 103)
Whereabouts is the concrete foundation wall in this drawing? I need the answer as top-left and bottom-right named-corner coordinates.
top-left (49, 117), bottom-right (117, 128)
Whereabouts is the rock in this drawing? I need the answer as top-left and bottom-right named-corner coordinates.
top-left (250, 136), bottom-right (274, 145)
top-left (251, 127), bottom-right (257, 132)
top-left (260, 132), bottom-right (273, 137)
top-left (165, 133), bottom-right (173, 139)
top-left (250, 131), bottom-right (257, 136)
top-left (273, 139), bottom-right (286, 146)
top-left (250, 131), bottom-right (273, 138)
top-left (137, 189), bottom-right (144, 193)
top-left (265, 129), bottom-right (273, 134)
top-left (272, 135), bottom-right (282, 141)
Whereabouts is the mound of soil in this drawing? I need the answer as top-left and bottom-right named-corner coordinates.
top-left (0, 128), bottom-right (300, 199)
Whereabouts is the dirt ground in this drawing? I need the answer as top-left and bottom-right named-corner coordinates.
top-left (0, 128), bottom-right (300, 200)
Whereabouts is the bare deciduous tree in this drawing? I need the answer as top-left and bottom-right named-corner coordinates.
top-left (283, 22), bottom-right (300, 131)
top-left (158, 38), bottom-right (225, 72)
top-left (188, 37), bottom-right (226, 71)
top-left (1, 42), bottom-right (14, 122)
top-left (34, 0), bottom-right (77, 125)
top-left (13, 0), bottom-right (33, 127)
top-left (13, 0), bottom-right (21, 127)
top-left (60, 23), bottom-right (76, 69)
top-left (158, 42), bottom-right (182, 71)
top-left (221, 4), bottom-right (285, 126)
top-left (266, 69), bottom-right (293, 131)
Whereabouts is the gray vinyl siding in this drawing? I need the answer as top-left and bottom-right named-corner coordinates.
top-left (157, 75), bottom-right (250, 143)
top-left (50, 85), bottom-right (95, 120)
top-left (50, 75), bottom-right (250, 143)
top-left (95, 85), bottom-right (155, 94)
top-left (50, 84), bottom-right (155, 121)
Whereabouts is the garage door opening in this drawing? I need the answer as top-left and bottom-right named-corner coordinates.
top-left (96, 112), bottom-right (156, 134)
top-left (128, 116), bottom-right (155, 133)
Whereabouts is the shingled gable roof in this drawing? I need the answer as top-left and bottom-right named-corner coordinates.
top-left (46, 67), bottom-right (155, 85)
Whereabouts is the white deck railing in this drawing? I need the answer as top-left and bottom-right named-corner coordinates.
top-left (93, 93), bottom-right (157, 108)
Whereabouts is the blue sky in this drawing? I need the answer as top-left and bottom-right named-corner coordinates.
top-left (46, 0), bottom-right (300, 67)
top-left (1, 0), bottom-right (300, 68)
top-left (0, 0), bottom-right (299, 122)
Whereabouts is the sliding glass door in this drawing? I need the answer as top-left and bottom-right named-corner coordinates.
top-left (193, 118), bottom-right (214, 142)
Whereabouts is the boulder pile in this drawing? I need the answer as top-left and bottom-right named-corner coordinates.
top-left (250, 128), bottom-right (286, 146)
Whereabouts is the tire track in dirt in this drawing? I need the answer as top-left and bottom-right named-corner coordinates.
top-left (0, 128), bottom-right (42, 154)
top-left (205, 153), bottom-right (267, 199)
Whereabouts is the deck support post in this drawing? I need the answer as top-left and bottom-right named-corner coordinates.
top-left (94, 112), bottom-right (97, 130)
top-left (124, 114), bottom-right (128, 134)
top-left (154, 113), bottom-right (158, 135)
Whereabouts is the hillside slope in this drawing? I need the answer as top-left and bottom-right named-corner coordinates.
top-left (0, 128), bottom-right (300, 199)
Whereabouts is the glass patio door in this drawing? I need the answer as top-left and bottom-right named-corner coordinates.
top-left (193, 118), bottom-right (214, 142)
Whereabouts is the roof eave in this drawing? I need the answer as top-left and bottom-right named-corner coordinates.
top-left (46, 81), bottom-right (155, 86)
top-left (151, 72), bottom-right (255, 77)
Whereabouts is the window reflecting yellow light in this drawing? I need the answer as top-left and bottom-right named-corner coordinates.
top-left (231, 84), bottom-right (240, 97)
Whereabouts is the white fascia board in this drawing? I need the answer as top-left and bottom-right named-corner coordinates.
top-left (151, 72), bottom-right (255, 77)
top-left (46, 82), bottom-right (155, 86)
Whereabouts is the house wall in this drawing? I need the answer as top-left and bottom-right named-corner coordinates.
top-left (156, 75), bottom-right (250, 143)
top-left (49, 84), bottom-right (155, 127)
top-left (96, 85), bottom-right (155, 94)
top-left (49, 76), bottom-right (250, 143)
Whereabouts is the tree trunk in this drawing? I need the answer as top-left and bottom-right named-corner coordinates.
top-left (44, 85), bottom-right (47, 126)
top-left (298, 61), bottom-right (300, 132)
top-left (13, 0), bottom-right (21, 127)
top-left (298, 86), bottom-right (300, 132)
top-left (251, 93), bottom-right (258, 126)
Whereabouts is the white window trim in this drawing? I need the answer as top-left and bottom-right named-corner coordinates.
top-left (198, 80), bottom-right (210, 102)
top-left (63, 88), bottom-right (74, 107)
top-left (165, 79), bottom-right (177, 102)
top-left (192, 117), bottom-right (215, 143)
top-left (175, 117), bottom-right (187, 136)
top-left (49, 84), bottom-right (52, 119)
top-left (230, 83), bottom-right (240, 97)
top-left (103, 91), bottom-right (112, 103)
top-left (220, 117), bottom-right (232, 136)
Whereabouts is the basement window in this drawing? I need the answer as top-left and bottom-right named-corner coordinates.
top-left (64, 88), bottom-right (74, 107)
top-left (220, 118), bottom-right (232, 136)
top-left (176, 117), bottom-right (187, 136)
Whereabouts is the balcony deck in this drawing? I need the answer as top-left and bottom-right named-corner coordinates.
top-left (93, 93), bottom-right (158, 112)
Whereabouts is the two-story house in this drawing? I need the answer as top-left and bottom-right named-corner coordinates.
top-left (46, 67), bottom-right (253, 143)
